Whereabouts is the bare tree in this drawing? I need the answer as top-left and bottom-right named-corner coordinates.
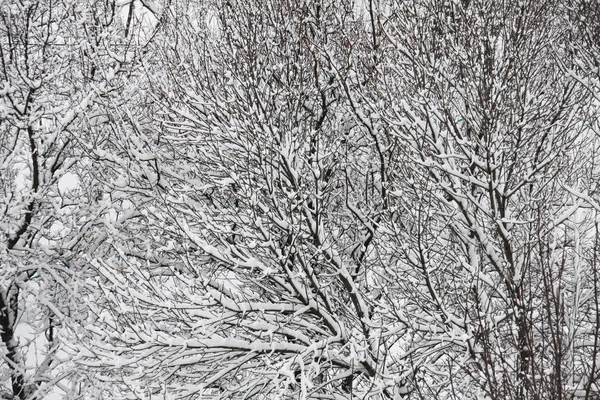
top-left (0, 0), bottom-right (161, 398)
top-left (71, 0), bottom-right (600, 399)
top-left (371, 0), bottom-right (600, 398)
top-left (74, 1), bottom-right (413, 398)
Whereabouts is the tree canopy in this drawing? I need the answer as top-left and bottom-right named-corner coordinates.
top-left (2, 0), bottom-right (600, 399)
